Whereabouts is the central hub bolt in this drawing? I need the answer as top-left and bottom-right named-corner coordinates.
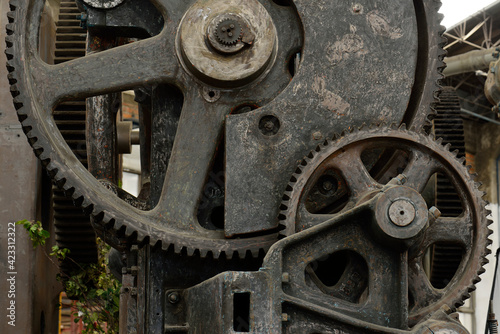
top-left (207, 13), bottom-right (252, 55)
top-left (388, 199), bottom-right (416, 227)
top-left (322, 180), bottom-right (334, 191)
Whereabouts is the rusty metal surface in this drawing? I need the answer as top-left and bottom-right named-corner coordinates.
top-left (6, 0), bottom-right (490, 332)
top-left (6, 0), bottom-right (443, 255)
top-left (225, 0), bottom-right (443, 236)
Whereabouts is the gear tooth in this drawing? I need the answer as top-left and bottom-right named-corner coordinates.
top-left (186, 248), bottom-right (195, 257)
top-left (213, 249), bottom-right (222, 259)
top-left (113, 220), bottom-right (124, 232)
top-left (437, 60), bottom-right (446, 72)
top-left (234, 249), bottom-right (245, 259)
top-left (452, 149), bottom-right (459, 157)
top-left (174, 244), bottom-right (183, 254)
top-left (437, 12), bottom-right (444, 23)
top-left (436, 137), bottom-right (443, 144)
top-left (444, 142), bottom-right (451, 151)
top-left (249, 248), bottom-right (259, 258)
top-left (124, 226), bottom-right (136, 238)
top-left (454, 300), bottom-right (465, 309)
top-left (6, 63), bottom-right (15, 73)
top-left (8, 73), bottom-right (17, 85)
top-left (458, 156), bottom-right (466, 164)
top-left (199, 249), bottom-right (209, 258)
top-left (80, 197), bottom-right (91, 209)
top-left (399, 123), bottom-right (407, 130)
top-left (6, 23), bottom-right (14, 35)
top-left (5, 35), bottom-right (14, 47)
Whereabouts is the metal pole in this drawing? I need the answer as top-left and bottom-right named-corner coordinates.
top-left (444, 48), bottom-right (497, 77)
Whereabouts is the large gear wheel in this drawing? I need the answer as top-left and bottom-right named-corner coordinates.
top-left (6, 0), bottom-right (446, 259)
top-left (278, 126), bottom-right (491, 327)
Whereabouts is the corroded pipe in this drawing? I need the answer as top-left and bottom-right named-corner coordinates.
top-left (443, 48), bottom-right (497, 77)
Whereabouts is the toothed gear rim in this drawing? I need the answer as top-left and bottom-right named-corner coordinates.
top-left (5, 0), bottom-right (445, 259)
top-left (278, 126), bottom-right (491, 326)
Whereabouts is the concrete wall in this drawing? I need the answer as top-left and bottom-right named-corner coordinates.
top-left (0, 1), bottom-right (62, 333)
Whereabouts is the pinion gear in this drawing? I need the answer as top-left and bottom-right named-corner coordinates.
top-left (215, 18), bottom-right (243, 46)
top-left (278, 126), bottom-right (492, 326)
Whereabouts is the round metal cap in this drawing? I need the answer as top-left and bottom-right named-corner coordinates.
top-left (388, 199), bottom-right (416, 227)
top-left (177, 0), bottom-right (277, 87)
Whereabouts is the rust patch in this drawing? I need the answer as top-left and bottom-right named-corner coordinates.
top-left (312, 77), bottom-right (350, 114)
top-left (367, 10), bottom-right (403, 40)
top-left (326, 30), bottom-right (367, 66)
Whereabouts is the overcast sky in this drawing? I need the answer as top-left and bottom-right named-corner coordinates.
top-left (440, 0), bottom-right (498, 28)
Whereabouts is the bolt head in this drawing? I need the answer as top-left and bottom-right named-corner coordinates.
top-left (264, 121), bottom-right (275, 131)
top-left (168, 291), bottom-right (180, 304)
top-left (312, 131), bottom-right (323, 140)
top-left (282, 272), bottom-right (290, 283)
top-left (322, 181), bottom-right (334, 191)
top-left (395, 174), bottom-right (407, 185)
top-left (429, 206), bottom-right (441, 220)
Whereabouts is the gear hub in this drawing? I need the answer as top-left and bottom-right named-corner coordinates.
top-left (178, 0), bottom-right (277, 87)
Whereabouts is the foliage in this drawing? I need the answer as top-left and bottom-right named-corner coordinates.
top-left (17, 220), bottom-right (120, 333)
top-left (16, 219), bottom-right (50, 247)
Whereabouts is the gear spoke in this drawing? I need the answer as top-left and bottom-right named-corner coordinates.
top-left (366, 250), bottom-right (409, 328)
top-left (155, 0), bottom-right (192, 22)
top-left (153, 90), bottom-right (228, 230)
top-left (324, 146), bottom-right (381, 200)
top-left (402, 150), bottom-right (438, 192)
top-left (32, 36), bottom-right (178, 110)
top-left (423, 216), bottom-right (472, 251)
top-left (297, 207), bottom-right (338, 231)
top-left (408, 259), bottom-right (444, 309)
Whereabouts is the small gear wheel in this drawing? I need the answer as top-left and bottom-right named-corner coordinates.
top-left (215, 18), bottom-right (243, 46)
top-left (278, 126), bottom-right (492, 327)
